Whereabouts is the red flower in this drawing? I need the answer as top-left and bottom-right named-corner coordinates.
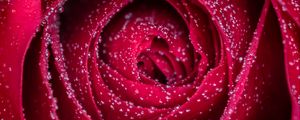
top-left (0, 0), bottom-right (299, 119)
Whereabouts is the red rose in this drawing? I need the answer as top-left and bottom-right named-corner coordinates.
top-left (0, 0), bottom-right (299, 119)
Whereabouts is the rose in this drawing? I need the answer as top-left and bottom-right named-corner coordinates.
top-left (0, 0), bottom-right (299, 119)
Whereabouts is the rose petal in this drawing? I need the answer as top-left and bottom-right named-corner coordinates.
top-left (222, 1), bottom-right (291, 119)
top-left (194, 0), bottom-right (265, 88)
top-left (272, 0), bottom-right (300, 119)
top-left (23, 26), bottom-right (59, 120)
top-left (275, 0), bottom-right (300, 26)
top-left (0, 0), bottom-right (41, 119)
top-left (60, 0), bottom-right (130, 119)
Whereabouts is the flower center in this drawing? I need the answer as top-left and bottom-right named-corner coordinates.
top-left (99, 0), bottom-right (196, 85)
top-left (137, 36), bottom-right (177, 84)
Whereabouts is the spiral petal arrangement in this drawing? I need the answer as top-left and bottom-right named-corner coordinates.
top-left (0, 0), bottom-right (299, 120)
